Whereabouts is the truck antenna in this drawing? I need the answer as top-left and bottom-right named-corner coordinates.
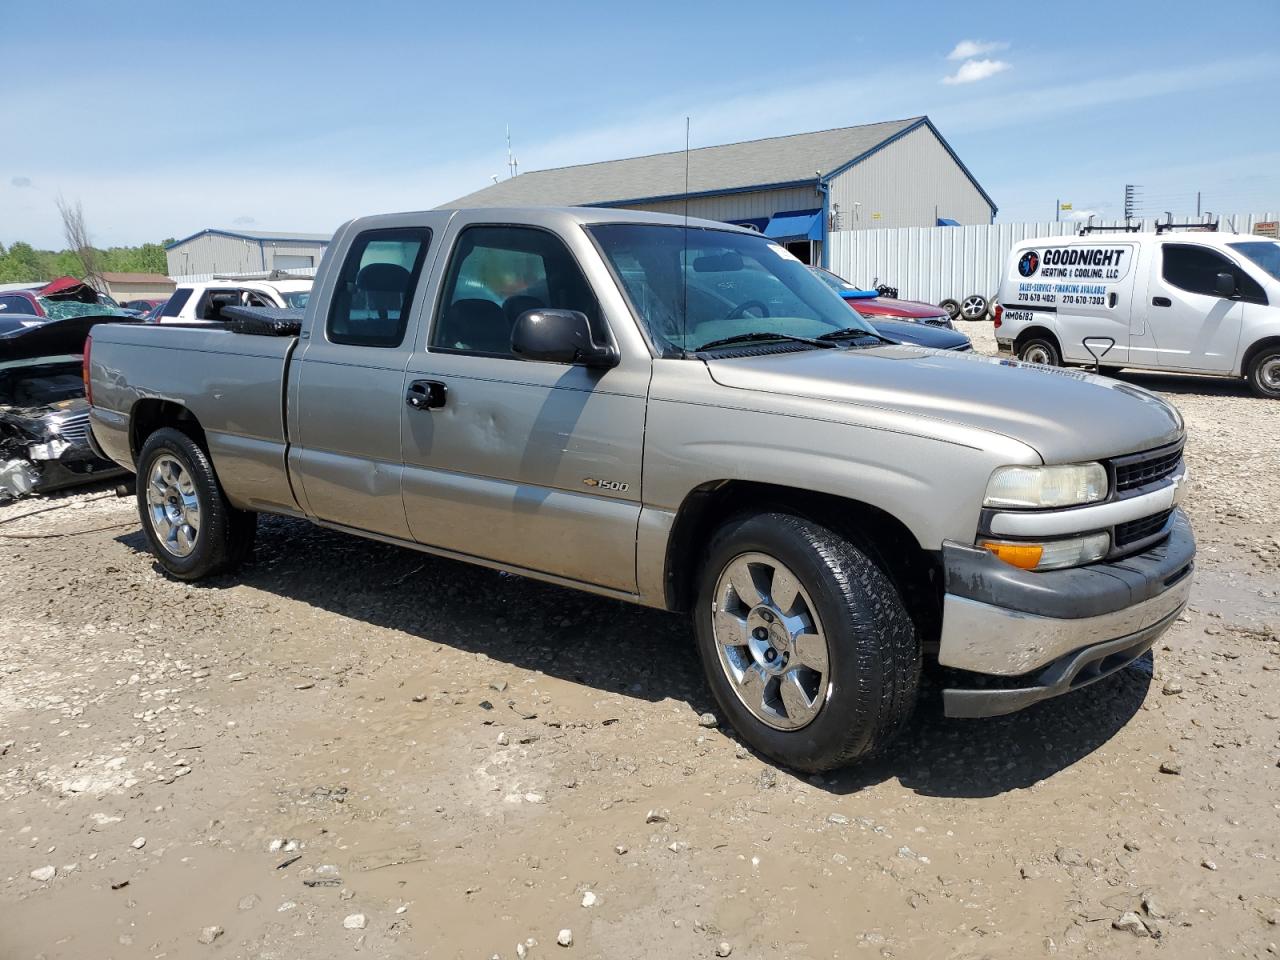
top-left (682, 116), bottom-right (691, 356)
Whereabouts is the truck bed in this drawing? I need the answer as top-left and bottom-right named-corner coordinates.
top-left (87, 321), bottom-right (302, 516)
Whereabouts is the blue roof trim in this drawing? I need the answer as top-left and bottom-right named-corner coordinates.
top-left (819, 117), bottom-right (997, 216)
top-left (165, 228), bottom-right (332, 250)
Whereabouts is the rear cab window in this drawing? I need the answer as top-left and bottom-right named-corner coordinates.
top-left (327, 228), bottom-right (432, 347)
top-left (160, 288), bottom-right (192, 318)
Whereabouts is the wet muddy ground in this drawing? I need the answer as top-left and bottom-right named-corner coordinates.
top-left (2, 326), bottom-right (1277, 959)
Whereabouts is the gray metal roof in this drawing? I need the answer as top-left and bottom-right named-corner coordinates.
top-left (447, 117), bottom-right (925, 208)
top-left (166, 228), bottom-right (331, 249)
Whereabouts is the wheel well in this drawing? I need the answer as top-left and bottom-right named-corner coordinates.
top-left (1242, 336), bottom-right (1280, 375)
top-left (129, 399), bottom-right (208, 462)
top-left (663, 480), bottom-right (943, 643)
top-left (1013, 326), bottom-right (1060, 352)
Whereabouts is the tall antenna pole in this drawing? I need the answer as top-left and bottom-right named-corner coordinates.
top-left (506, 124), bottom-right (517, 180)
top-left (682, 116), bottom-right (691, 356)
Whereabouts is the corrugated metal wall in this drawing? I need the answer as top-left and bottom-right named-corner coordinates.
top-left (828, 213), bottom-right (1280, 304)
top-left (827, 123), bottom-right (993, 231)
top-left (614, 184), bottom-right (822, 221)
top-left (167, 236), bottom-right (329, 277)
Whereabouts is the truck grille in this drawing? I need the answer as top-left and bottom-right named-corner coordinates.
top-left (54, 411), bottom-right (91, 445)
top-left (1112, 442), bottom-right (1183, 493)
top-left (1114, 509), bottom-right (1174, 548)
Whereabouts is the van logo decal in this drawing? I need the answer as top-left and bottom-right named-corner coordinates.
top-left (1018, 251), bottom-right (1040, 278)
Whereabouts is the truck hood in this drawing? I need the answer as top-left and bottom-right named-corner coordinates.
top-left (0, 314), bottom-right (131, 362)
top-left (704, 346), bottom-right (1184, 462)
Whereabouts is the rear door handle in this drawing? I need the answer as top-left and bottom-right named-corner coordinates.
top-left (1152, 297), bottom-right (1172, 307)
top-left (406, 379), bottom-right (447, 410)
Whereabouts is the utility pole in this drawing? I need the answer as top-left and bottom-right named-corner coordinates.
top-left (1196, 191), bottom-right (1201, 218)
top-left (1124, 184), bottom-right (1141, 222)
top-left (1056, 198), bottom-right (1060, 223)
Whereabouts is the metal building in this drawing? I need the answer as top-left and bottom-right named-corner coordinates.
top-left (446, 116), bottom-right (995, 266)
top-left (165, 228), bottom-right (331, 278)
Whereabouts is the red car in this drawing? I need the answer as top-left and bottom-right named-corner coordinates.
top-left (0, 277), bottom-right (130, 322)
top-left (812, 268), bottom-right (954, 328)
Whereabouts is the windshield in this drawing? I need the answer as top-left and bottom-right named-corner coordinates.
top-left (36, 298), bottom-right (130, 321)
top-left (1228, 241), bottom-right (1280, 282)
top-left (280, 291), bottom-right (311, 309)
top-left (589, 224), bottom-right (877, 353)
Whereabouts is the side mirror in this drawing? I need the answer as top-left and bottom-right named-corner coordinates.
top-left (511, 309), bottom-right (619, 368)
top-left (1214, 272), bottom-right (1237, 298)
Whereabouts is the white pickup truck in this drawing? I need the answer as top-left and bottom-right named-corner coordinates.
top-left (994, 230), bottom-right (1280, 397)
top-left (155, 277), bottom-right (313, 324)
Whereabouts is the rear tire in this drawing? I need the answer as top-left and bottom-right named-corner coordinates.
top-left (1018, 337), bottom-right (1061, 366)
top-left (693, 512), bottom-right (920, 772)
top-left (136, 427), bottom-right (256, 580)
top-left (1246, 347), bottom-right (1280, 399)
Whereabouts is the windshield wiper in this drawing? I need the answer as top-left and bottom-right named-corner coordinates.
top-left (816, 327), bottom-right (897, 345)
top-left (694, 331), bottom-right (838, 352)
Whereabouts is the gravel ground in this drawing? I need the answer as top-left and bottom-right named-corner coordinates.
top-left (2, 329), bottom-right (1277, 959)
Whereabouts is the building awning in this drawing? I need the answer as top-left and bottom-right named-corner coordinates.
top-left (936, 217), bottom-right (961, 226)
top-left (764, 209), bottom-right (823, 243)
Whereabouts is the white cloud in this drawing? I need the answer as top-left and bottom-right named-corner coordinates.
top-left (1061, 208), bottom-right (1100, 222)
top-left (10, 176), bottom-right (33, 189)
top-left (943, 58), bottom-right (1012, 85)
top-left (947, 40), bottom-right (1009, 61)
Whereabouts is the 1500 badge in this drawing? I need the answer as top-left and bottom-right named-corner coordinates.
top-left (583, 478), bottom-right (630, 492)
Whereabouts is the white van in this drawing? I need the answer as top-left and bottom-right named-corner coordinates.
top-left (993, 230), bottom-right (1280, 398)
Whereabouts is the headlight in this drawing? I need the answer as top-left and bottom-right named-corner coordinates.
top-left (984, 462), bottom-right (1108, 509)
top-left (980, 532), bottom-right (1110, 571)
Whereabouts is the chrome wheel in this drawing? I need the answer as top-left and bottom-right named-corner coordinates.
top-left (711, 552), bottom-right (831, 731)
top-left (960, 294), bottom-right (988, 320)
top-left (1260, 357), bottom-right (1280, 392)
top-left (146, 454), bottom-right (200, 557)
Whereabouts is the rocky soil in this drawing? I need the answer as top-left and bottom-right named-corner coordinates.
top-left (2, 327), bottom-right (1277, 959)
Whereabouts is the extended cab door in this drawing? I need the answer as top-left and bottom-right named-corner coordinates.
top-left (398, 217), bottom-right (650, 593)
top-left (1143, 242), bottom-right (1261, 372)
top-left (289, 216), bottom-right (447, 538)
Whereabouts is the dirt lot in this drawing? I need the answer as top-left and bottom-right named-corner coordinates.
top-left (2, 327), bottom-right (1278, 960)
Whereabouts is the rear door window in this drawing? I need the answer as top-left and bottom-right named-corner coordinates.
top-left (327, 228), bottom-right (432, 347)
top-left (160, 288), bottom-right (192, 318)
top-left (0, 295), bottom-right (30, 313)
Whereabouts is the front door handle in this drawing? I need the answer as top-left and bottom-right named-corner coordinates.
top-left (406, 379), bottom-right (447, 411)
top-left (1152, 296), bottom-right (1172, 307)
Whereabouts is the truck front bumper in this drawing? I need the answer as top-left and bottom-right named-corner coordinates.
top-left (938, 510), bottom-right (1195, 718)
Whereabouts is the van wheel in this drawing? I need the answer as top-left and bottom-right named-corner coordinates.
top-left (1018, 337), bottom-right (1061, 366)
top-left (693, 513), bottom-right (920, 772)
top-left (1247, 348), bottom-right (1280, 399)
top-left (136, 427), bottom-right (256, 581)
top-left (939, 299), bottom-right (961, 320)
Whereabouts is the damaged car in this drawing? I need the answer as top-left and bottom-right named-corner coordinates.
top-left (0, 312), bottom-right (131, 499)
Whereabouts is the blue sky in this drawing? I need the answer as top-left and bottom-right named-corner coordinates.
top-left (3, 0), bottom-right (1279, 248)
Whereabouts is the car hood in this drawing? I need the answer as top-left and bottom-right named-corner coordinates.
top-left (843, 295), bottom-right (948, 320)
top-left (704, 346), bottom-right (1184, 462)
top-left (867, 318), bottom-right (970, 350)
top-left (0, 314), bottom-right (131, 362)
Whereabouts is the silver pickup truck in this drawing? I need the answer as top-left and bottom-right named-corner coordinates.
top-left (86, 207), bottom-right (1195, 771)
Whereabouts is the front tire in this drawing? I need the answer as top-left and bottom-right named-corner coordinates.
top-left (136, 427), bottom-right (256, 580)
top-left (1018, 336), bottom-right (1061, 366)
top-left (1247, 347), bottom-right (1280, 399)
top-left (693, 513), bottom-right (920, 772)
